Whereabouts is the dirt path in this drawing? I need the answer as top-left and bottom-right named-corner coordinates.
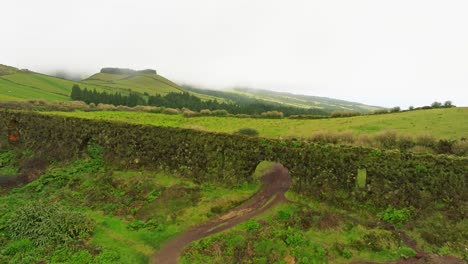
top-left (151, 163), bottom-right (292, 264)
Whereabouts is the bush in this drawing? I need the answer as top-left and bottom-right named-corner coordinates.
top-left (244, 219), bottom-right (261, 231)
top-left (374, 131), bottom-right (398, 149)
top-left (415, 134), bottom-right (437, 148)
top-left (431, 101), bottom-right (442, 108)
top-left (452, 140), bottom-right (468, 156)
top-left (182, 109), bottom-right (199, 117)
top-left (390, 106), bottom-right (401, 113)
top-left (260, 111), bottom-right (284, 119)
top-left (7, 201), bottom-right (95, 246)
top-left (236, 128), bottom-right (259, 137)
top-left (377, 206), bottom-right (413, 226)
top-left (162, 108), bottom-right (180, 115)
top-left (397, 134), bottom-right (415, 150)
top-left (310, 131), bottom-right (355, 144)
top-left (199, 109), bottom-right (212, 116)
top-left (443, 100), bottom-right (454, 108)
top-left (436, 139), bottom-right (455, 154)
top-left (211, 109), bottom-right (228, 116)
top-left (331, 111), bottom-right (361, 118)
top-left (373, 109), bottom-right (389, 115)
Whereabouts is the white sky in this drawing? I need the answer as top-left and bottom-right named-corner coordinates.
top-left (1, 0), bottom-right (467, 108)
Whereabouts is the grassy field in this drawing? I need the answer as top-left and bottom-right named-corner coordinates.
top-left (46, 107), bottom-right (468, 139)
top-left (0, 65), bottom-right (226, 103)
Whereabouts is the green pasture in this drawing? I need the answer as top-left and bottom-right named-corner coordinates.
top-left (47, 107), bottom-right (468, 139)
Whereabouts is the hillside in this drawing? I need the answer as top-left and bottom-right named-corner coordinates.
top-left (1, 64), bottom-right (385, 114)
top-left (231, 88), bottom-right (383, 113)
top-left (0, 65), bottom-right (226, 103)
top-left (81, 68), bottom-right (185, 96)
top-left (183, 85), bottom-right (383, 114)
top-left (47, 107), bottom-right (468, 140)
top-left (0, 65), bottom-right (75, 101)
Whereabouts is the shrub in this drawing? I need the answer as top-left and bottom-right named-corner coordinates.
top-left (235, 114), bottom-right (252, 118)
top-left (377, 206), bottom-right (413, 226)
top-left (452, 140), bottom-right (468, 156)
top-left (132, 105), bottom-right (155, 112)
top-left (7, 201), bottom-right (95, 246)
top-left (211, 109), bottom-right (228, 116)
top-left (162, 108), bottom-right (180, 115)
top-left (96, 103), bottom-right (116, 111)
top-left (199, 109), bottom-right (212, 116)
top-left (260, 111), bottom-right (284, 119)
top-left (373, 109), bottom-right (389, 115)
top-left (415, 134), bottom-right (437, 148)
top-left (236, 128), bottom-right (259, 137)
top-left (310, 131), bottom-right (338, 144)
top-left (390, 106), bottom-right (401, 113)
top-left (331, 111), bottom-right (361, 118)
top-left (182, 109), bottom-right (199, 117)
top-left (374, 131), bottom-right (398, 149)
top-left (435, 139), bottom-right (455, 154)
top-left (443, 100), bottom-right (454, 108)
top-left (431, 101), bottom-right (442, 108)
top-left (310, 131), bottom-right (355, 144)
top-left (112, 105), bottom-right (128, 111)
top-left (397, 134), bottom-right (415, 150)
top-left (244, 219), bottom-right (261, 231)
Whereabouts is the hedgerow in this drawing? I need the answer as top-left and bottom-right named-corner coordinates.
top-left (0, 110), bottom-right (466, 213)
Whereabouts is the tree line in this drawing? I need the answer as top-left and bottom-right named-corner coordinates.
top-left (71, 85), bottom-right (145, 107)
top-left (70, 85), bottom-right (329, 116)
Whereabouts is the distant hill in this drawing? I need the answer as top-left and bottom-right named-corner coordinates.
top-left (230, 88), bottom-right (383, 113)
top-left (0, 64), bottom-right (383, 114)
top-left (183, 85), bottom-right (383, 114)
top-left (0, 64), bottom-right (76, 101)
top-left (0, 65), bottom-right (214, 102)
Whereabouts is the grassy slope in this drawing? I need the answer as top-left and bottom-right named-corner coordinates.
top-left (0, 65), bottom-right (223, 102)
top-left (81, 73), bottom-right (184, 96)
top-left (46, 107), bottom-right (468, 139)
top-left (0, 73), bottom-right (73, 101)
top-left (230, 88), bottom-right (383, 113)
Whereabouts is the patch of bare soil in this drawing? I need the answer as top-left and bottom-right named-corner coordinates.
top-left (151, 163), bottom-right (291, 264)
top-left (0, 157), bottom-right (47, 188)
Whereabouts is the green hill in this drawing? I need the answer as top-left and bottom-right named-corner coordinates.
top-left (82, 71), bottom-right (185, 96)
top-left (183, 85), bottom-right (383, 114)
top-left (231, 88), bottom-right (383, 113)
top-left (0, 65), bottom-right (74, 101)
top-left (0, 65), bottom-right (224, 103)
top-left (0, 64), bottom-right (381, 113)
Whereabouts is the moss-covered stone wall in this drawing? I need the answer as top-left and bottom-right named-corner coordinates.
top-left (1, 110), bottom-right (466, 210)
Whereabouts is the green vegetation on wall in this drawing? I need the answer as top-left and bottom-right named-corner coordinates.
top-left (0, 110), bottom-right (466, 214)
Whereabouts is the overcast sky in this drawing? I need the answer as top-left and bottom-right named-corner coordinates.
top-left (2, 0), bottom-right (467, 108)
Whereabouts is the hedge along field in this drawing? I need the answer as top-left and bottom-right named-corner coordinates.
top-left (0, 110), bottom-right (466, 213)
top-left (45, 107), bottom-right (468, 139)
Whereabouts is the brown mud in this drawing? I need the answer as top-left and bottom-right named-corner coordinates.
top-left (0, 157), bottom-right (47, 188)
top-left (151, 163), bottom-right (291, 264)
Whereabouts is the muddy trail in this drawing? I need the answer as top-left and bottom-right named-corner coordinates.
top-left (151, 163), bottom-right (292, 264)
top-left (152, 162), bottom-right (464, 264)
